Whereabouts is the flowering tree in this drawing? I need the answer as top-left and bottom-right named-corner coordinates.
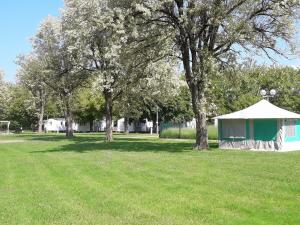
top-left (61, 0), bottom-right (131, 141)
top-left (16, 54), bottom-right (50, 133)
top-left (131, 0), bottom-right (300, 149)
top-left (114, 61), bottom-right (182, 133)
top-left (62, 0), bottom-right (173, 141)
top-left (0, 70), bottom-right (10, 120)
top-left (33, 16), bottom-right (90, 137)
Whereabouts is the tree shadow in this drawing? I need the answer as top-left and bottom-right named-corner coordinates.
top-left (28, 133), bottom-right (154, 143)
top-left (23, 132), bottom-right (111, 143)
top-left (30, 135), bottom-right (103, 143)
top-left (30, 135), bottom-right (220, 154)
top-left (32, 141), bottom-right (190, 154)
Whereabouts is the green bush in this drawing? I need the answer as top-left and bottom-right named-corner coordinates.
top-left (208, 125), bottom-right (218, 140)
top-left (160, 125), bottom-right (218, 140)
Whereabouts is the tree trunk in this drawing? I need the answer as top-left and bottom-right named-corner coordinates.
top-left (124, 116), bottom-right (129, 135)
top-left (104, 90), bottom-right (113, 142)
top-left (194, 109), bottom-right (208, 150)
top-left (134, 120), bottom-right (138, 133)
top-left (181, 39), bottom-right (209, 150)
top-left (37, 101), bottom-right (45, 133)
top-left (65, 97), bottom-right (74, 138)
top-left (190, 84), bottom-right (209, 150)
top-left (37, 89), bottom-right (45, 133)
top-left (178, 123), bottom-right (181, 139)
top-left (89, 120), bottom-right (94, 132)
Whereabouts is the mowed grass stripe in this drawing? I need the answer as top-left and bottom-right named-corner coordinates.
top-left (0, 133), bottom-right (299, 225)
top-left (33, 141), bottom-right (189, 224)
top-left (0, 142), bottom-right (100, 225)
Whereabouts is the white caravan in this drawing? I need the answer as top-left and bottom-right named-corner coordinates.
top-left (44, 118), bottom-right (90, 132)
top-left (114, 118), bottom-right (153, 133)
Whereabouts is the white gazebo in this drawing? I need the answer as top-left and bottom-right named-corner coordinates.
top-left (214, 100), bottom-right (300, 151)
top-left (0, 121), bottom-right (10, 134)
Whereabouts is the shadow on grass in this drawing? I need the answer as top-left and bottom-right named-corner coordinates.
top-left (27, 132), bottom-right (148, 142)
top-left (30, 135), bottom-right (104, 143)
top-left (30, 135), bottom-right (219, 154)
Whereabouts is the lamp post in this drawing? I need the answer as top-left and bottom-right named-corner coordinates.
top-left (260, 89), bottom-right (277, 101)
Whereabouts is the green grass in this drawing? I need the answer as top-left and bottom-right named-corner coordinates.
top-left (160, 125), bottom-right (218, 140)
top-left (0, 133), bottom-right (299, 225)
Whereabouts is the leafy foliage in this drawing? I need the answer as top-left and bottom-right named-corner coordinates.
top-left (211, 65), bottom-right (300, 116)
top-left (130, 0), bottom-right (300, 149)
top-left (73, 87), bottom-right (105, 124)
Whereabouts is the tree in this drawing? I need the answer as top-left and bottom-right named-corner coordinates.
top-left (114, 61), bottom-right (181, 133)
top-left (16, 54), bottom-right (49, 133)
top-left (210, 63), bottom-right (263, 115)
top-left (210, 64), bottom-right (300, 117)
top-left (33, 16), bottom-right (90, 137)
top-left (1, 70), bottom-right (52, 131)
top-left (159, 85), bottom-right (194, 124)
top-left (62, 0), bottom-right (166, 141)
top-left (6, 84), bottom-right (37, 130)
top-left (0, 69), bottom-right (9, 120)
top-left (62, 0), bottom-right (129, 141)
top-left (132, 0), bottom-right (300, 149)
top-left (73, 87), bottom-right (105, 131)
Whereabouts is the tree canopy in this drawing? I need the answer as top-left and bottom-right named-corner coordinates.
top-left (1, 0), bottom-right (299, 149)
top-left (130, 0), bottom-right (300, 149)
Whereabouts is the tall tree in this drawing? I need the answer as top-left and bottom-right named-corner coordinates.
top-left (158, 85), bottom-right (194, 124)
top-left (114, 61), bottom-right (181, 133)
top-left (16, 54), bottom-right (49, 133)
top-left (73, 87), bottom-right (105, 132)
top-left (0, 69), bottom-right (9, 120)
top-left (132, 0), bottom-right (300, 149)
top-left (211, 65), bottom-right (300, 116)
top-left (62, 0), bottom-right (166, 141)
top-left (62, 0), bottom-right (129, 141)
top-left (6, 84), bottom-right (37, 130)
top-left (33, 16), bottom-right (90, 137)
top-left (0, 70), bottom-right (46, 130)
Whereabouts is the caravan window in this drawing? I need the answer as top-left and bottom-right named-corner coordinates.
top-left (285, 120), bottom-right (296, 137)
top-left (222, 119), bottom-right (246, 139)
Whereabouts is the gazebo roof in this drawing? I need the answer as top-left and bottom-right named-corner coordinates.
top-left (215, 100), bottom-right (300, 119)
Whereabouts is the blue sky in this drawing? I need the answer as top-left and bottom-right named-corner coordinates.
top-left (0, 1), bottom-right (299, 82)
top-left (0, 0), bottom-right (64, 82)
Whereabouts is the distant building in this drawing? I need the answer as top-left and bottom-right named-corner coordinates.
top-left (186, 118), bottom-right (196, 129)
top-left (114, 118), bottom-right (153, 133)
top-left (44, 118), bottom-right (90, 133)
top-left (44, 117), bottom-right (154, 133)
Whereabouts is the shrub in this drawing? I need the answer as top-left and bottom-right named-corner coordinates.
top-left (160, 125), bottom-right (218, 140)
top-left (208, 125), bottom-right (218, 140)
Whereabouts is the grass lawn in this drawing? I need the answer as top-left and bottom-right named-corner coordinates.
top-left (0, 133), bottom-right (299, 225)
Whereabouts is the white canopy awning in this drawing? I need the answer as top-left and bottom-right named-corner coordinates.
top-left (215, 100), bottom-right (300, 119)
